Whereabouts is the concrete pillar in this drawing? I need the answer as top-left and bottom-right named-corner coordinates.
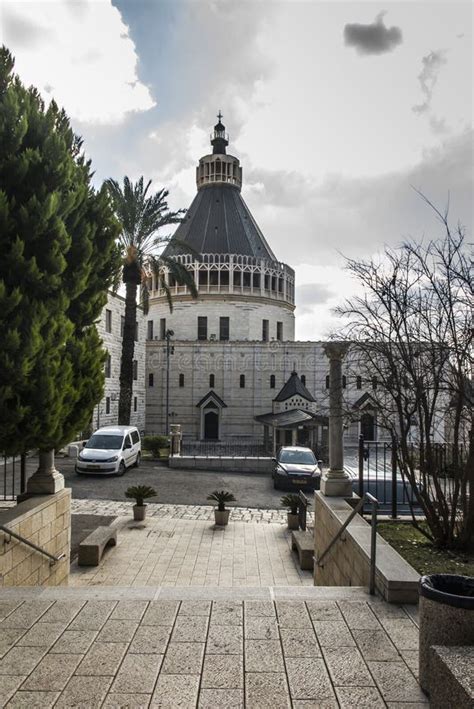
top-left (320, 342), bottom-right (353, 497)
top-left (24, 449), bottom-right (64, 496)
top-left (170, 424), bottom-right (182, 456)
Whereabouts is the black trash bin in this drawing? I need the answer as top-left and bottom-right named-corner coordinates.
top-left (419, 574), bottom-right (474, 693)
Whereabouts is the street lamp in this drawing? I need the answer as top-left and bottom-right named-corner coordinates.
top-left (165, 329), bottom-right (174, 436)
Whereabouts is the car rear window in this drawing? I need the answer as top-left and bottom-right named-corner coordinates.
top-left (279, 449), bottom-right (316, 465)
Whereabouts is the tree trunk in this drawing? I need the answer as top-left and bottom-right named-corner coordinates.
top-left (118, 280), bottom-right (138, 425)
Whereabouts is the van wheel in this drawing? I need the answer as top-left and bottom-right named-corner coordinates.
top-left (118, 461), bottom-right (126, 476)
top-left (134, 453), bottom-right (141, 468)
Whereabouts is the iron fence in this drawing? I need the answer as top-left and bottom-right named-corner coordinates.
top-left (181, 439), bottom-right (271, 458)
top-left (1, 453), bottom-right (27, 501)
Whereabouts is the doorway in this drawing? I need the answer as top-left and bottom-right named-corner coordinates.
top-left (204, 410), bottom-right (219, 440)
top-left (360, 412), bottom-right (375, 441)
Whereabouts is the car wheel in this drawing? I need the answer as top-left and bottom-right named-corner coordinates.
top-left (117, 461), bottom-right (126, 476)
top-left (134, 452), bottom-right (141, 468)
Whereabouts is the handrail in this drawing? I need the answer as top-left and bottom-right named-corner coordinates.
top-left (316, 493), bottom-right (379, 595)
top-left (0, 525), bottom-right (66, 566)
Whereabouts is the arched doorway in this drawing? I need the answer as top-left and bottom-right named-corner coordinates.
top-left (204, 409), bottom-right (219, 440)
top-left (360, 412), bottom-right (375, 441)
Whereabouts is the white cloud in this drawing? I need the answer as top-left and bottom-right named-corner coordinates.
top-left (0, 0), bottom-right (154, 124)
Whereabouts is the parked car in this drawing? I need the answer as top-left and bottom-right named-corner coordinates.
top-left (272, 446), bottom-right (322, 490)
top-left (75, 426), bottom-right (141, 476)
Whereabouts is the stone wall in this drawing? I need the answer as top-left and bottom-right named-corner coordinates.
top-left (313, 492), bottom-right (419, 603)
top-left (0, 489), bottom-right (71, 587)
top-left (169, 456), bottom-right (273, 473)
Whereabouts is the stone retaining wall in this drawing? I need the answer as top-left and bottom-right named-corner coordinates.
top-left (0, 489), bottom-right (71, 587)
top-left (169, 455), bottom-right (273, 473)
top-left (314, 491), bottom-right (419, 603)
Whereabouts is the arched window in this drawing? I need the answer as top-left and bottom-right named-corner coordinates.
top-left (325, 374), bottom-right (330, 389)
top-left (240, 374), bottom-right (245, 388)
top-left (301, 375), bottom-right (306, 386)
top-left (342, 375), bottom-right (347, 389)
top-left (356, 376), bottom-right (362, 390)
top-left (148, 373), bottom-right (154, 387)
top-left (179, 373), bottom-right (185, 387)
top-left (270, 375), bottom-right (276, 389)
top-left (372, 376), bottom-right (378, 390)
top-left (209, 374), bottom-right (215, 388)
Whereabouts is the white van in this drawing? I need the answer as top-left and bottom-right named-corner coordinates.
top-left (75, 426), bottom-right (141, 476)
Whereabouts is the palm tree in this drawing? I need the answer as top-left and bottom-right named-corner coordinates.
top-left (106, 176), bottom-right (197, 425)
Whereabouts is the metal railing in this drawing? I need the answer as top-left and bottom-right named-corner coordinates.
top-left (1, 453), bottom-right (27, 501)
top-left (0, 525), bottom-right (66, 566)
top-left (181, 439), bottom-right (271, 458)
top-left (316, 492), bottom-right (379, 595)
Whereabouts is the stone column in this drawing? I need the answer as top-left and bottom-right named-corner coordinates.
top-left (170, 424), bottom-right (182, 457)
top-left (24, 449), bottom-right (64, 496)
top-left (321, 342), bottom-right (353, 497)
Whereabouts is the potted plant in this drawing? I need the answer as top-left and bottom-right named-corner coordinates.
top-left (281, 494), bottom-right (300, 530)
top-left (125, 485), bottom-right (157, 521)
top-left (207, 490), bottom-right (236, 526)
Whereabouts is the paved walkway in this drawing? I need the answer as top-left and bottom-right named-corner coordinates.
top-left (0, 590), bottom-right (426, 708)
top-left (70, 515), bottom-right (313, 587)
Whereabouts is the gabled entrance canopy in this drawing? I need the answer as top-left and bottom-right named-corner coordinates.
top-left (196, 391), bottom-right (227, 441)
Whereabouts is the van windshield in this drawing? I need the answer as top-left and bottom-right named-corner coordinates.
top-left (85, 434), bottom-right (124, 450)
top-left (279, 449), bottom-right (316, 465)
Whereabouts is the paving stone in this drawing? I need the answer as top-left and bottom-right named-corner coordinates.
top-left (305, 601), bottom-right (342, 622)
top-left (336, 686), bottom-right (386, 707)
top-left (245, 672), bottom-right (291, 708)
top-left (150, 674), bottom-right (200, 708)
top-left (129, 625), bottom-right (171, 654)
top-left (178, 601), bottom-right (211, 616)
top-left (211, 601), bottom-right (243, 626)
top-left (368, 602), bottom-right (408, 620)
top-left (68, 601), bottom-right (117, 631)
top-left (103, 693), bottom-right (151, 708)
top-left (206, 624), bottom-right (243, 654)
top-left (246, 638), bottom-right (285, 672)
top-left (379, 619), bottom-right (419, 651)
top-left (201, 654), bottom-right (243, 688)
top-left (0, 601), bottom-right (22, 621)
top-left (111, 653), bottom-right (163, 694)
top-left (109, 601), bottom-right (149, 621)
top-left (244, 615), bottom-right (279, 640)
top-left (368, 661), bottom-right (428, 703)
top-left (312, 621), bottom-right (355, 647)
top-left (0, 628), bottom-right (26, 659)
top-left (0, 646), bottom-right (47, 675)
top-left (322, 647), bottom-right (374, 687)
top-left (161, 642), bottom-right (204, 675)
top-left (16, 622), bottom-right (66, 648)
top-left (279, 628), bottom-right (321, 657)
top-left (0, 601), bottom-right (52, 629)
top-left (198, 688), bottom-right (244, 708)
top-left (171, 615), bottom-right (208, 642)
top-left (352, 628), bottom-right (400, 662)
top-left (244, 601), bottom-right (275, 617)
top-left (400, 649), bottom-right (419, 678)
top-left (75, 642), bottom-right (128, 676)
top-left (141, 602), bottom-right (179, 626)
top-left (55, 675), bottom-right (112, 708)
top-left (386, 704), bottom-right (428, 708)
top-left (38, 601), bottom-right (85, 624)
top-left (276, 601), bottom-right (312, 628)
top-left (337, 601), bottom-right (380, 630)
top-left (50, 630), bottom-right (98, 654)
top-left (292, 702), bottom-right (338, 708)
top-left (97, 619), bottom-right (139, 643)
top-left (21, 653), bottom-right (82, 691)
top-left (286, 657), bottom-right (336, 701)
top-left (0, 676), bottom-right (26, 706)
top-left (5, 690), bottom-right (60, 708)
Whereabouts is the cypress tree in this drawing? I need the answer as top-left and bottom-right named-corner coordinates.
top-left (0, 47), bottom-right (120, 461)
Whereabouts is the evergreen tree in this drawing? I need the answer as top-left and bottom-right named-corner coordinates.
top-left (0, 47), bottom-right (120, 459)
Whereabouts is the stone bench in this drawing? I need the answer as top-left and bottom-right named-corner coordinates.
top-left (428, 646), bottom-right (474, 709)
top-left (78, 526), bottom-right (117, 567)
top-left (291, 531), bottom-right (314, 570)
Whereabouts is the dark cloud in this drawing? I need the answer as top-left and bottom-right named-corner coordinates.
top-left (3, 9), bottom-right (53, 48)
top-left (344, 12), bottom-right (402, 56)
top-left (296, 283), bottom-right (335, 314)
top-left (412, 50), bottom-right (448, 114)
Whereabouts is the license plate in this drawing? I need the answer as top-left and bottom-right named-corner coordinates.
top-left (293, 479), bottom-right (307, 484)
top-left (88, 465), bottom-right (100, 470)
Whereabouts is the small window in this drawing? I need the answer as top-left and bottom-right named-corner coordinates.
top-left (148, 373), bottom-right (154, 387)
top-left (276, 321), bottom-right (283, 341)
top-left (301, 375), bottom-right (306, 386)
top-left (356, 376), bottom-right (362, 390)
top-left (219, 316), bottom-right (230, 341)
top-left (160, 318), bottom-right (166, 340)
top-left (372, 377), bottom-right (378, 390)
top-left (342, 375), bottom-right (347, 389)
top-left (325, 374), bottom-right (330, 389)
top-left (270, 375), bottom-right (276, 389)
top-left (179, 373), bottom-right (185, 387)
top-left (147, 320), bottom-right (154, 340)
top-left (135, 321), bottom-right (138, 341)
top-left (198, 316), bottom-right (208, 341)
top-left (105, 396), bottom-right (110, 414)
top-left (105, 353), bottom-right (111, 378)
top-left (105, 309), bottom-right (112, 334)
top-left (262, 319), bottom-right (269, 342)
top-left (134, 396), bottom-right (137, 412)
top-left (133, 360), bottom-right (138, 380)
top-left (209, 374), bottom-right (215, 388)
top-left (120, 315), bottom-right (125, 337)
top-left (240, 374), bottom-right (245, 388)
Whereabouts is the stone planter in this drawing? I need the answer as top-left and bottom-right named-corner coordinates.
top-left (287, 513), bottom-right (299, 530)
top-left (214, 509), bottom-right (230, 526)
top-left (419, 574), bottom-right (474, 694)
top-left (133, 504), bottom-right (147, 521)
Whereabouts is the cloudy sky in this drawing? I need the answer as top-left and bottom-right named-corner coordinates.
top-left (1, 0), bottom-right (472, 339)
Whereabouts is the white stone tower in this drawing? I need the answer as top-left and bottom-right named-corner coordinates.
top-left (147, 113), bottom-right (295, 343)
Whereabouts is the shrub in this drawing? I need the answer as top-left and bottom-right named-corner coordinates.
top-left (143, 435), bottom-right (169, 458)
top-left (207, 490), bottom-right (236, 512)
top-left (280, 494), bottom-right (300, 515)
top-left (125, 485), bottom-right (157, 506)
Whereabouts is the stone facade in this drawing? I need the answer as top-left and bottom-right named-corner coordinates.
top-left (0, 489), bottom-right (71, 587)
